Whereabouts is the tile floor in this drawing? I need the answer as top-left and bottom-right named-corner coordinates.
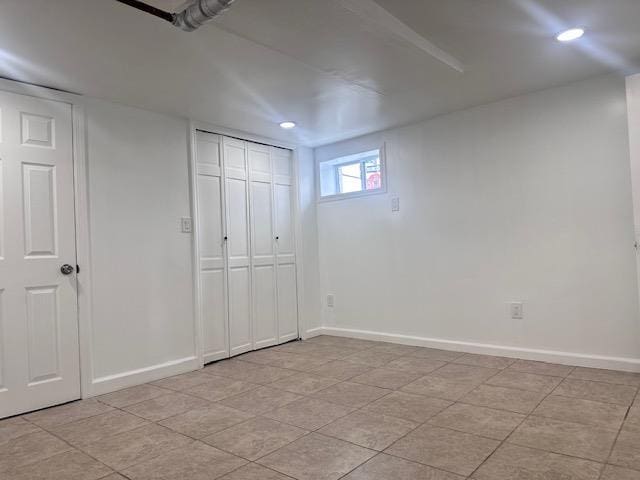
top-left (2, 335), bottom-right (640, 479)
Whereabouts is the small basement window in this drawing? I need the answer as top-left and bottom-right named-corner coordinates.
top-left (318, 147), bottom-right (386, 200)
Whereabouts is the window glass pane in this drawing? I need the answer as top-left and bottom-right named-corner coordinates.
top-left (338, 162), bottom-right (362, 193)
top-left (364, 156), bottom-right (381, 190)
top-left (318, 148), bottom-right (383, 199)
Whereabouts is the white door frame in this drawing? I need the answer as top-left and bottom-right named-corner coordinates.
top-left (0, 78), bottom-right (94, 400)
top-left (189, 120), bottom-right (306, 367)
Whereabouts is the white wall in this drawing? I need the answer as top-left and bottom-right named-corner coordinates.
top-left (85, 99), bottom-right (198, 394)
top-left (297, 147), bottom-right (322, 336)
top-left (316, 73), bottom-right (640, 368)
top-left (627, 74), bottom-right (640, 313)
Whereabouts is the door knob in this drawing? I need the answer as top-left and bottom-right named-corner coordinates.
top-left (60, 264), bottom-right (74, 275)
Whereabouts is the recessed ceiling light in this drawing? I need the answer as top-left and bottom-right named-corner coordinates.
top-left (279, 121), bottom-right (296, 129)
top-left (556, 28), bottom-right (585, 42)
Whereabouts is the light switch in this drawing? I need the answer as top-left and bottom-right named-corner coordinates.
top-left (181, 217), bottom-right (193, 233)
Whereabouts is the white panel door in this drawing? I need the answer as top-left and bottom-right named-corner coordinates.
top-left (248, 142), bottom-right (277, 349)
top-left (223, 137), bottom-right (253, 356)
top-left (272, 147), bottom-right (298, 342)
top-left (0, 90), bottom-right (79, 418)
top-left (195, 131), bottom-right (228, 363)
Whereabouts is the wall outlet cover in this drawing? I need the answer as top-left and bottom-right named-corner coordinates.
top-left (327, 294), bottom-right (335, 308)
top-left (510, 302), bottom-right (524, 319)
top-left (181, 217), bottom-right (193, 233)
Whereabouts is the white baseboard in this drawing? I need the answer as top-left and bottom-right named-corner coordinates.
top-left (320, 326), bottom-right (640, 373)
top-left (87, 356), bottom-right (200, 397)
top-left (301, 327), bottom-right (324, 340)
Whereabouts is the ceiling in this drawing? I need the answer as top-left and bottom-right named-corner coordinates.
top-left (0, 0), bottom-right (639, 146)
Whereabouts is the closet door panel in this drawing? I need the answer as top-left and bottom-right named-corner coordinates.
top-left (274, 183), bottom-right (295, 262)
top-left (196, 132), bottom-right (228, 361)
top-left (253, 265), bottom-right (277, 348)
top-left (223, 137), bottom-right (252, 355)
top-left (248, 143), bottom-right (277, 348)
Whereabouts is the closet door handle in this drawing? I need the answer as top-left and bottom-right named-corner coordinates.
top-left (223, 236), bottom-right (228, 241)
top-left (275, 236), bottom-right (279, 240)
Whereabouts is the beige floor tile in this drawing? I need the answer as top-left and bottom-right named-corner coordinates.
top-left (369, 343), bottom-right (423, 356)
top-left (257, 433), bottom-right (376, 480)
top-left (601, 465), bottom-right (640, 480)
top-left (363, 391), bottom-right (451, 423)
top-left (219, 463), bottom-right (293, 480)
top-left (263, 397), bottom-right (355, 430)
top-left (3, 450), bottom-right (112, 480)
top-left (385, 356), bottom-right (447, 375)
top-left (24, 399), bottom-right (114, 428)
top-left (150, 371), bottom-right (213, 391)
top-left (569, 367), bottom-right (640, 387)
top-left (122, 392), bottom-right (211, 421)
top-left (452, 353), bottom-right (516, 369)
top-left (219, 386), bottom-right (301, 415)
top-left (508, 415), bottom-right (618, 462)
top-left (406, 347), bottom-right (465, 362)
top-left (203, 417), bottom-right (307, 460)
top-left (268, 372), bottom-right (339, 395)
top-left (308, 360), bottom-right (373, 381)
top-left (461, 384), bottom-right (546, 413)
top-left (318, 411), bottom-right (417, 450)
top-left (204, 359), bottom-right (262, 377)
top-left (472, 443), bottom-right (602, 480)
top-left (246, 351), bottom-right (331, 372)
top-left (610, 427), bottom-right (640, 471)
top-left (274, 342), bottom-right (358, 359)
top-left (509, 359), bottom-right (574, 377)
top-left (50, 410), bottom-right (149, 449)
top-left (0, 431), bottom-right (71, 472)
top-left (238, 349), bottom-right (286, 365)
top-left (185, 375), bottom-right (259, 402)
top-left (485, 369), bottom-right (562, 394)
top-left (121, 441), bottom-right (246, 479)
top-left (401, 374), bottom-right (478, 401)
top-left (100, 475), bottom-right (128, 480)
top-left (313, 381), bottom-right (391, 408)
top-left (97, 384), bottom-right (170, 408)
top-left (431, 363), bottom-right (500, 384)
top-left (351, 368), bottom-right (423, 390)
top-left (207, 362), bottom-right (297, 385)
top-left (428, 403), bottom-right (525, 440)
top-left (343, 453), bottom-right (464, 480)
top-left (343, 349), bottom-right (401, 367)
top-left (159, 403), bottom-right (254, 439)
top-left (306, 335), bottom-right (379, 350)
top-left (625, 402), bottom-right (640, 432)
top-left (0, 417), bottom-right (41, 444)
top-left (554, 379), bottom-right (637, 406)
top-left (385, 424), bottom-right (500, 476)
top-left (80, 423), bottom-right (192, 470)
top-left (533, 395), bottom-right (627, 429)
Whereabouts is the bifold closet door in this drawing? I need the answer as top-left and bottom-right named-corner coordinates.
top-left (195, 132), bottom-right (228, 362)
top-left (273, 147), bottom-right (299, 343)
top-left (248, 143), bottom-right (278, 349)
top-left (223, 137), bottom-right (253, 356)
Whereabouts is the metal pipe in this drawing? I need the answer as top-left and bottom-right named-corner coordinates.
top-left (173, 0), bottom-right (236, 31)
top-left (114, 0), bottom-right (175, 23)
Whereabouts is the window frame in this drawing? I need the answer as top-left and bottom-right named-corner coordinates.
top-left (317, 143), bottom-right (387, 202)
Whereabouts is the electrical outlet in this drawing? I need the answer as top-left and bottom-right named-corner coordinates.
top-left (391, 196), bottom-right (400, 212)
top-left (510, 302), bottom-right (524, 319)
top-left (327, 294), bottom-right (335, 308)
top-left (181, 217), bottom-right (193, 233)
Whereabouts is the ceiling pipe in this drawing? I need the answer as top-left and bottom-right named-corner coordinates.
top-left (114, 0), bottom-right (236, 31)
top-left (173, 0), bottom-right (236, 31)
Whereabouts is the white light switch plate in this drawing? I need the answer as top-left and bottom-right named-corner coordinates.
top-left (181, 217), bottom-right (193, 233)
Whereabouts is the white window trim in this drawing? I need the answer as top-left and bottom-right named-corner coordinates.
top-left (317, 143), bottom-right (387, 202)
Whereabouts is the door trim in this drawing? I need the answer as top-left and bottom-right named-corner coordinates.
top-left (0, 78), bottom-right (93, 400)
top-left (189, 120), bottom-right (305, 367)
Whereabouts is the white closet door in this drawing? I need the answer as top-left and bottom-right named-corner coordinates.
top-left (223, 137), bottom-right (253, 356)
top-left (272, 147), bottom-right (298, 343)
top-left (0, 90), bottom-right (80, 418)
top-left (248, 142), bottom-right (277, 349)
top-left (195, 132), bottom-right (228, 363)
